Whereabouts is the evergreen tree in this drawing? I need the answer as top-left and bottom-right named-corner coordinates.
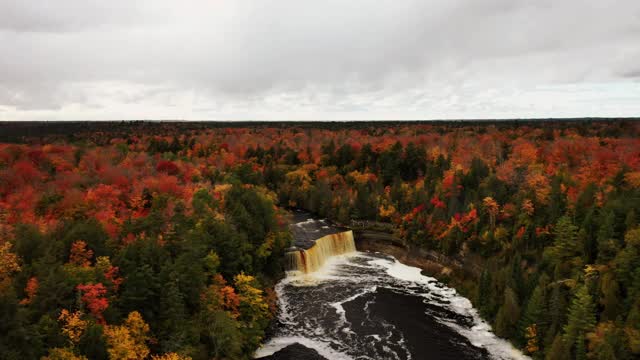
top-left (580, 208), bottom-right (598, 263)
top-left (597, 210), bottom-right (619, 263)
top-left (335, 144), bottom-right (355, 169)
top-left (355, 143), bottom-right (373, 171)
top-left (613, 228), bottom-right (640, 293)
top-left (353, 184), bottom-right (372, 219)
top-left (547, 177), bottom-right (567, 224)
top-left (401, 142), bottom-right (426, 181)
top-left (78, 323), bottom-right (108, 360)
top-left (520, 275), bottom-right (549, 350)
top-left (477, 269), bottom-right (494, 317)
top-left (545, 335), bottom-right (568, 360)
top-left (545, 284), bottom-right (567, 347)
top-left (545, 216), bottom-right (580, 268)
top-left (158, 275), bottom-right (188, 353)
top-left (495, 287), bottom-right (521, 338)
top-left (625, 208), bottom-right (637, 231)
top-left (563, 285), bottom-right (596, 360)
top-left (599, 272), bottom-right (620, 322)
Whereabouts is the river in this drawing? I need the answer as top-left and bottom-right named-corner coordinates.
top-left (255, 212), bottom-right (528, 360)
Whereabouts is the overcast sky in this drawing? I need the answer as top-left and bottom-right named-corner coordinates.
top-left (1, 1), bottom-right (639, 120)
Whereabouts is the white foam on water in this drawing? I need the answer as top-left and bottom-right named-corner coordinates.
top-left (254, 336), bottom-right (355, 360)
top-left (293, 218), bottom-right (321, 227)
top-left (369, 257), bottom-right (529, 360)
top-left (330, 285), bottom-right (377, 327)
top-left (368, 258), bottom-right (437, 284)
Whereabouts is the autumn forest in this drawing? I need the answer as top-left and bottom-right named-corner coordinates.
top-left (1, 120), bottom-right (639, 360)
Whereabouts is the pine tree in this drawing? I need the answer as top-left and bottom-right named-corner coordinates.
top-left (158, 276), bottom-right (187, 353)
top-left (477, 269), bottom-right (494, 317)
top-left (520, 275), bottom-right (549, 351)
top-left (625, 209), bottom-right (637, 231)
top-left (563, 285), bottom-right (596, 360)
top-left (495, 287), bottom-right (521, 338)
top-left (545, 334), bottom-right (568, 360)
top-left (547, 216), bottom-right (579, 264)
top-left (581, 209), bottom-right (598, 264)
top-left (597, 210), bottom-right (619, 263)
top-left (545, 285), bottom-right (567, 348)
top-left (599, 272), bottom-right (620, 322)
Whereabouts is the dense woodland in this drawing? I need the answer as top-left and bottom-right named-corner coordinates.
top-left (1, 121), bottom-right (639, 359)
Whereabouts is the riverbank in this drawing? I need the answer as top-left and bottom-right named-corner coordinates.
top-left (353, 229), bottom-right (483, 285)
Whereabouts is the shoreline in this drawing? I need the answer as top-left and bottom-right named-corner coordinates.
top-left (353, 229), bottom-right (483, 284)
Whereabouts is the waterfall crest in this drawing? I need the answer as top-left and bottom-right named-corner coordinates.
top-left (285, 230), bottom-right (356, 273)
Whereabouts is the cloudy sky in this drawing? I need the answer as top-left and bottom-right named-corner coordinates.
top-left (1, 1), bottom-right (640, 120)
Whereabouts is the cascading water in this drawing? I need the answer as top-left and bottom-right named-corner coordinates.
top-left (285, 231), bottom-right (356, 273)
top-left (256, 213), bottom-right (528, 360)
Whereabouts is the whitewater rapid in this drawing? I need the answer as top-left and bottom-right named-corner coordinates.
top-left (256, 252), bottom-right (529, 360)
top-left (255, 215), bottom-right (528, 360)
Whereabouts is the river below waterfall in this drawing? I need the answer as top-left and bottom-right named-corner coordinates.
top-left (255, 214), bottom-right (528, 360)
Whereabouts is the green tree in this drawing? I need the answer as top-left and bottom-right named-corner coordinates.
top-left (563, 285), bottom-right (596, 360)
top-left (545, 334), bottom-right (568, 360)
top-left (544, 216), bottom-right (580, 278)
top-left (599, 272), bottom-right (620, 322)
top-left (12, 224), bottom-right (46, 265)
top-left (520, 275), bottom-right (549, 351)
top-left (597, 210), bottom-right (619, 263)
top-left (157, 275), bottom-right (189, 354)
top-left (78, 323), bottom-right (108, 360)
top-left (545, 284), bottom-right (567, 348)
top-left (495, 287), bottom-right (521, 338)
top-left (199, 310), bottom-right (242, 359)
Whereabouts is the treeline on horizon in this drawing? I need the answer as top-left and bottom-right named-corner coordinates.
top-left (0, 121), bottom-right (639, 359)
top-left (0, 118), bottom-right (637, 143)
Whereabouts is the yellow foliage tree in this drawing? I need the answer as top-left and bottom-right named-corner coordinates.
top-left (124, 311), bottom-right (150, 349)
top-left (285, 169), bottom-right (312, 191)
top-left (59, 309), bottom-right (87, 345)
top-left (346, 170), bottom-right (371, 185)
top-left (103, 311), bottom-right (150, 360)
top-left (521, 199), bottom-right (535, 217)
top-left (378, 203), bottom-right (396, 220)
top-left (524, 324), bottom-right (539, 354)
top-left (103, 326), bottom-right (139, 360)
top-left (0, 241), bottom-right (21, 291)
top-left (42, 347), bottom-right (88, 360)
top-left (234, 273), bottom-right (269, 321)
top-left (150, 353), bottom-right (192, 360)
top-left (626, 327), bottom-right (640, 354)
top-left (234, 273), bottom-right (270, 347)
top-left (482, 197), bottom-right (499, 230)
top-left (624, 171), bottom-right (640, 188)
top-left (95, 256), bottom-right (112, 274)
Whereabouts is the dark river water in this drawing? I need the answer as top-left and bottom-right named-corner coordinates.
top-left (255, 213), bottom-right (528, 360)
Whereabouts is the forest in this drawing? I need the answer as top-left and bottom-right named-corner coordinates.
top-left (0, 120), bottom-right (639, 359)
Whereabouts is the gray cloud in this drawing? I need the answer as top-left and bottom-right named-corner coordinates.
top-left (0, 0), bottom-right (639, 119)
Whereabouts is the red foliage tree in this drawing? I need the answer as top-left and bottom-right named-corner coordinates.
top-left (156, 161), bottom-right (180, 175)
top-left (69, 241), bottom-right (93, 267)
top-left (76, 283), bottom-right (109, 323)
top-left (20, 277), bottom-right (39, 305)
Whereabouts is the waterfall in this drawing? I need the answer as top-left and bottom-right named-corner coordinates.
top-left (285, 230), bottom-right (356, 273)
